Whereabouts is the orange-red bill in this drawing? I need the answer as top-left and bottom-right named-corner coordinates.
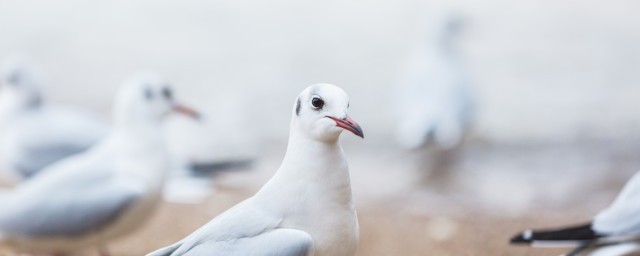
top-left (172, 103), bottom-right (201, 120)
top-left (327, 115), bottom-right (364, 138)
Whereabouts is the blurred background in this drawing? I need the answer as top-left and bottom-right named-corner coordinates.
top-left (1, 0), bottom-right (639, 255)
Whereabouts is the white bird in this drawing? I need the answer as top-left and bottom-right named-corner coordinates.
top-left (148, 83), bottom-right (364, 256)
top-left (0, 55), bottom-right (108, 181)
top-left (511, 171), bottom-right (640, 256)
top-left (395, 13), bottom-right (473, 150)
top-left (0, 73), bottom-right (200, 255)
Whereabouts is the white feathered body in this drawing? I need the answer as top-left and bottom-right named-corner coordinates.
top-left (157, 135), bottom-right (358, 256)
top-left (150, 83), bottom-right (359, 256)
top-left (0, 129), bottom-right (167, 253)
top-left (253, 137), bottom-right (359, 256)
top-left (594, 171), bottom-right (640, 235)
top-left (0, 104), bottom-right (108, 180)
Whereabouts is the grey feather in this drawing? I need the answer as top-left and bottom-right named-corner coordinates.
top-left (0, 181), bottom-right (140, 237)
top-left (0, 139), bottom-right (140, 238)
top-left (182, 229), bottom-right (312, 256)
top-left (149, 229), bottom-right (312, 256)
top-left (148, 200), bottom-right (313, 256)
top-left (13, 144), bottom-right (93, 177)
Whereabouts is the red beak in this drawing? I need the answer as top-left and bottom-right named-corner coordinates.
top-left (172, 103), bottom-right (201, 121)
top-left (327, 115), bottom-right (364, 138)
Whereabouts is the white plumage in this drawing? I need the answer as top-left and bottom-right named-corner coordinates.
top-left (511, 170), bottom-right (640, 255)
top-left (593, 171), bottom-right (640, 235)
top-left (148, 83), bottom-right (363, 256)
top-left (0, 73), bottom-right (199, 255)
top-left (0, 55), bottom-right (108, 181)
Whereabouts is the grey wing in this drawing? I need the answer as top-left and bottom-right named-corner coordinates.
top-left (180, 229), bottom-right (313, 256)
top-left (10, 108), bottom-right (107, 178)
top-left (14, 143), bottom-right (93, 177)
top-left (0, 182), bottom-right (140, 237)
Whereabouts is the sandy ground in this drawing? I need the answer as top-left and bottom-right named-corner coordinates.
top-left (57, 140), bottom-right (639, 256)
top-left (108, 193), bottom-right (580, 256)
top-left (0, 140), bottom-right (639, 256)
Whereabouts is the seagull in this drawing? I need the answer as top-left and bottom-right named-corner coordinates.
top-left (0, 73), bottom-right (200, 255)
top-left (0, 55), bottom-right (109, 181)
top-left (395, 12), bottom-right (473, 150)
top-left (511, 171), bottom-right (640, 256)
top-left (147, 83), bottom-right (364, 256)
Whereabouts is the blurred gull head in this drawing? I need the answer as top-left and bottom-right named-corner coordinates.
top-left (114, 72), bottom-right (200, 128)
top-left (292, 83), bottom-right (364, 142)
top-left (0, 55), bottom-right (43, 110)
top-left (437, 12), bottom-right (463, 39)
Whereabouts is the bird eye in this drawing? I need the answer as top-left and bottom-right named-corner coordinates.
top-left (311, 96), bottom-right (324, 109)
top-left (162, 87), bottom-right (173, 100)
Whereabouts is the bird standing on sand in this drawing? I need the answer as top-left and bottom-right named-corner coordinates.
top-left (0, 55), bottom-right (108, 181)
top-left (148, 83), bottom-right (364, 256)
top-left (511, 171), bottom-right (640, 256)
top-left (0, 73), bottom-right (200, 255)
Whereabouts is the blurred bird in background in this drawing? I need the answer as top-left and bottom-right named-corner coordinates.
top-left (0, 55), bottom-right (109, 183)
top-left (395, 9), bottom-right (474, 185)
top-left (0, 73), bottom-right (200, 255)
top-left (511, 171), bottom-right (640, 256)
top-left (395, 11), bottom-right (473, 150)
top-left (0, 55), bottom-right (253, 203)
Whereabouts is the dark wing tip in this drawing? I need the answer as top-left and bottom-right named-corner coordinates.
top-left (510, 230), bottom-right (534, 244)
top-left (509, 222), bottom-right (599, 245)
top-left (188, 159), bottom-right (254, 177)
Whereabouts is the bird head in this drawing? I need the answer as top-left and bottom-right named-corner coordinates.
top-left (114, 72), bottom-right (200, 128)
top-left (292, 83), bottom-right (363, 142)
top-left (0, 55), bottom-right (43, 110)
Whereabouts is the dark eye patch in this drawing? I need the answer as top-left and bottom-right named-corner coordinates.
top-left (295, 98), bottom-right (301, 116)
top-left (162, 87), bottom-right (173, 100)
top-left (311, 96), bottom-right (324, 110)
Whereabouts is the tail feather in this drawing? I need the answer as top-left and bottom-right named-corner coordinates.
top-left (510, 222), bottom-right (601, 246)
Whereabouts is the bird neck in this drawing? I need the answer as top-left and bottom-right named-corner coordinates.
top-left (114, 112), bottom-right (163, 131)
top-left (0, 93), bottom-right (42, 125)
top-left (420, 35), bottom-right (455, 59)
top-left (114, 124), bottom-right (165, 152)
top-left (257, 129), bottom-right (353, 208)
top-left (112, 124), bottom-right (168, 189)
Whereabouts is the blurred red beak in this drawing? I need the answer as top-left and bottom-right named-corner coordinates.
top-left (327, 115), bottom-right (364, 138)
top-left (172, 103), bottom-right (201, 121)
